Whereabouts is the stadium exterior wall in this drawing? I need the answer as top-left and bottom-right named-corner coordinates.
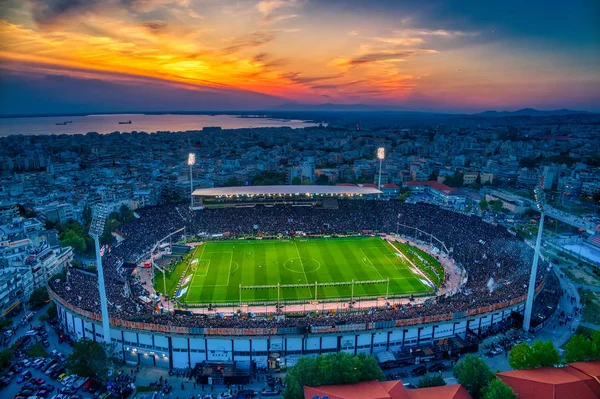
top-left (50, 287), bottom-right (526, 370)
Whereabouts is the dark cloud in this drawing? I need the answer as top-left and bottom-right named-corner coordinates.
top-left (282, 72), bottom-right (345, 84)
top-left (224, 30), bottom-right (278, 54)
top-left (141, 20), bottom-right (168, 35)
top-left (30, 0), bottom-right (156, 26)
top-left (311, 80), bottom-right (366, 90)
top-left (342, 49), bottom-right (434, 66)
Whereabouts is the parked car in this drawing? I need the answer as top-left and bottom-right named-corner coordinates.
top-left (59, 387), bottom-right (77, 395)
top-left (57, 353), bottom-right (67, 362)
top-left (45, 364), bottom-right (59, 375)
top-left (41, 340), bottom-right (50, 348)
top-left (427, 363), bottom-right (446, 372)
top-left (39, 384), bottom-right (55, 392)
top-left (32, 377), bottom-right (45, 385)
top-left (411, 365), bottom-right (428, 376)
top-left (57, 373), bottom-right (68, 382)
top-left (37, 389), bottom-right (50, 398)
top-left (21, 359), bottom-right (32, 367)
top-left (17, 370), bottom-right (32, 383)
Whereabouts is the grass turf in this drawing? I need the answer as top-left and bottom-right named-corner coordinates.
top-left (155, 237), bottom-right (437, 305)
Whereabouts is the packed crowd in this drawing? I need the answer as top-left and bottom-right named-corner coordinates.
top-left (49, 200), bottom-right (557, 330)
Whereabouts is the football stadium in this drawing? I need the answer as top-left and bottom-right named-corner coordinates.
top-left (49, 185), bottom-right (560, 372)
top-left (156, 237), bottom-right (437, 305)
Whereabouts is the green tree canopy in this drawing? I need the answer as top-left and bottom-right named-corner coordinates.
top-left (28, 286), bottom-right (50, 309)
top-left (508, 340), bottom-right (561, 370)
top-left (291, 176), bottom-right (302, 185)
top-left (490, 200), bottom-right (504, 212)
top-left (453, 354), bottom-right (493, 399)
top-left (0, 348), bottom-right (14, 370)
top-left (564, 332), bottom-right (600, 362)
top-left (283, 352), bottom-right (384, 399)
top-left (482, 378), bottom-right (516, 399)
top-left (418, 373), bottom-right (446, 388)
top-left (61, 230), bottom-right (87, 254)
top-left (479, 199), bottom-right (489, 211)
top-left (66, 339), bottom-right (110, 380)
top-left (251, 171), bottom-right (286, 185)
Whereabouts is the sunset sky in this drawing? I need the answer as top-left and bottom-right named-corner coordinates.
top-left (0, 0), bottom-right (599, 114)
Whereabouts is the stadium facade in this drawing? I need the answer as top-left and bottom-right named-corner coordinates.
top-left (51, 286), bottom-right (524, 370)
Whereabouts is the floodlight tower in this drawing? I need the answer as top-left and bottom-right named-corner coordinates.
top-left (188, 153), bottom-right (195, 208)
top-left (523, 186), bottom-right (545, 332)
top-left (88, 204), bottom-right (111, 344)
top-left (377, 147), bottom-right (385, 197)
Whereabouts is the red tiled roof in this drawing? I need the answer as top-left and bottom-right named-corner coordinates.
top-left (404, 180), bottom-right (456, 194)
top-left (304, 380), bottom-right (396, 399)
top-left (336, 183), bottom-right (357, 187)
top-left (497, 365), bottom-right (600, 399)
top-left (569, 360), bottom-right (600, 379)
top-left (407, 384), bottom-right (471, 399)
top-left (304, 381), bottom-right (471, 399)
top-left (359, 183), bottom-right (379, 188)
top-left (382, 184), bottom-right (400, 189)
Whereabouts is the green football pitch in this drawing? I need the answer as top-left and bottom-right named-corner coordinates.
top-left (155, 237), bottom-right (436, 305)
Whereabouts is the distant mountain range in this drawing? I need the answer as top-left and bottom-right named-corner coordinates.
top-left (271, 103), bottom-right (594, 116)
top-left (475, 108), bottom-right (593, 117)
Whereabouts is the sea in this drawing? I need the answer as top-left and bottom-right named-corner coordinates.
top-left (0, 114), bottom-right (322, 137)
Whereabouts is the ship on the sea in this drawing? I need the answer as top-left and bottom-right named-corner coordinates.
top-left (118, 120), bottom-right (132, 124)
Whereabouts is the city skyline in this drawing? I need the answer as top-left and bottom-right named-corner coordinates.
top-left (0, 0), bottom-right (599, 115)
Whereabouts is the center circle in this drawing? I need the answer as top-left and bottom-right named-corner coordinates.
top-left (283, 257), bottom-right (321, 274)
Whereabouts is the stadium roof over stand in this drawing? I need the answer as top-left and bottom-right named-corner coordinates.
top-left (192, 185), bottom-right (382, 197)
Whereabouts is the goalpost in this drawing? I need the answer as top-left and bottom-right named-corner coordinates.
top-left (239, 278), bottom-right (390, 305)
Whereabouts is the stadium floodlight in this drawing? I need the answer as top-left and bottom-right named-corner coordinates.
top-left (88, 203), bottom-right (111, 344)
top-left (523, 185), bottom-right (546, 332)
top-left (188, 153), bottom-right (195, 208)
top-left (377, 147), bottom-right (385, 194)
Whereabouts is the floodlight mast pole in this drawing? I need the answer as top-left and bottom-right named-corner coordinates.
top-left (523, 187), bottom-right (545, 332)
top-left (377, 148), bottom-right (385, 198)
top-left (188, 153), bottom-right (195, 209)
top-left (89, 204), bottom-right (111, 344)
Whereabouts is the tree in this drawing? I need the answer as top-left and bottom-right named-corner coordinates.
top-left (564, 333), bottom-right (600, 362)
top-left (482, 378), bottom-right (516, 399)
top-left (46, 303), bottom-right (57, 320)
top-left (66, 339), bottom-right (111, 380)
top-left (223, 177), bottom-right (242, 187)
top-left (100, 218), bottom-right (120, 245)
top-left (508, 340), bottom-right (560, 369)
top-left (316, 174), bottom-right (330, 185)
top-left (61, 230), bottom-right (87, 254)
top-left (118, 204), bottom-right (135, 223)
top-left (453, 354), bottom-right (493, 399)
top-left (0, 319), bottom-right (13, 332)
top-left (445, 172), bottom-right (465, 187)
top-left (284, 352), bottom-right (384, 399)
top-left (291, 177), bottom-right (302, 185)
top-left (82, 205), bottom-right (92, 225)
top-left (29, 286), bottom-right (50, 309)
top-left (0, 348), bottom-right (14, 369)
top-left (479, 199), bottom-right (489, 211)
top-left (418, 373), bottom-right (446, 388)
top-left (490, 200), bottom-right (504, 212)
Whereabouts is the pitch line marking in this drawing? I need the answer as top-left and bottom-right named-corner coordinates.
top-left (185, 243), bottom-right (206, 302)
top-left (360, 248), bottom-right (385, 279)
top-left (384, 240), bottom-right (433, 291)
top-left (293, 240), bottom-right (313, 297)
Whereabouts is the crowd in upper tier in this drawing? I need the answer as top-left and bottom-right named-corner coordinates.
top-left (49, 200), bottom-right (557, 330)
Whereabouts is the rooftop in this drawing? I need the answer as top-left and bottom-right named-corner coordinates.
top-left (193, 185), bottom-right (382, 197)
